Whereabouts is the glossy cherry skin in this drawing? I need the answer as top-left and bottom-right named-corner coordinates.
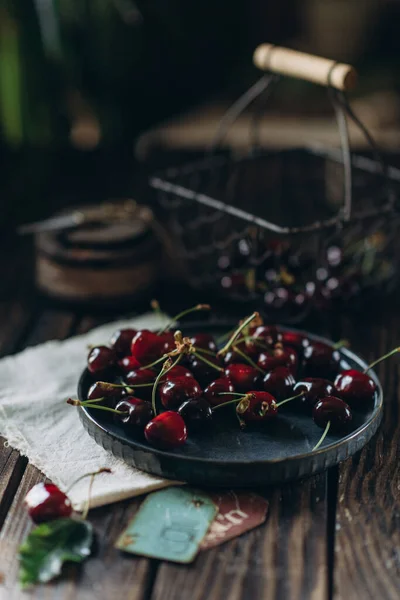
top-left (334, 369), bottom-right (376, 406)
top-left (243, 325), bottom-right (281, 355)
top-left (188, 355), bottom-right (222, 387)
top-left (278, 330), bottom-right (310, 358)
top-left (237, 391), bottom-right (278, 423)
top-left (130, 330), bottom-right (164, 365)
top-left (144, 411), bottom-right (187, 449)
top-left (204, 377), bottom-right (235, 407)
top-left (161, 331), bottom-right (176, 354)
top-left (125, 368), bottom-right (156, 400)
top-left (302, 342), bottom-right (341, 380)
top-left (118, 355), bottom-right (142, 374)
top-left (24, 483), bottom-right (72, 524)
top-left (115, 397), bottom-right (154, 431)
top-left (87, 381), bottom-right (122, 407)
top-left (258, 346), bottom-right (298, 374)
top-left (250, 325), bottom-right (281, 345)
top-left (222, 349), bottom-right (249, 366)
top-left (312, 396), bottom-right (352, 431)
top-left (160, 365), bottom-right (194, 382)
top-left (178, 397), bottom-right (213, 432)
top-left (159, 376), bottom-right (202, 410)
top-left (262, 367), bottom-right (295, 401)
top-left (109, 328), bottom-right (137, 357)
top-left (293, 378), bottom-right (335, 409)
top-left (190, 333), bottom-right (217, 353)
top-left (87, 346), bottom-right (116, 375)
top-left (224, 363), bottom-right (260, 393)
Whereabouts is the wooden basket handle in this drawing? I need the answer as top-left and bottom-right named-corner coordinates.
top-left (253, 44), bottom-right (357, 91)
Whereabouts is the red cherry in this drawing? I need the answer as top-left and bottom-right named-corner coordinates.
top-left (204, 377), bottom-right (235, 407)
top-left (293, 378), bottom-right (335, 409)
top-left (178, 397), bottom-right (213, 432)
top-left (312, 396), bottom-right (352, 431)
top-left (109, 328), bottom-right (137, 357)
top-left (130, 330), bottom-right (164, 365)
top-left (24, 483), bottom-right (72, 524)
top-left (160, 331), bottom-right (176, 354)
top-left (159, 376), bottom-right (202, 410)
top-left (190, 333), bottom-right (217, 353)
top-left (258, 345), bottom-right (298, 374)
top-left (118, 355), bottom-right (142, 374)
top-left (302, 342), bottom-right (341, 380)
top-left (334, 369), bottom-right (376, 406)
top-left (279, 330), bottom-right (310, 356)
top-left (125, 368), bottom-right (156, 400)
top-left (114, 397), bottom-right (154, 431)
top-left (188, 355), bottom-right (222, 387)
top-left (244, 325), bottom-right (281, 355)
top-left (262, 367), bottom-right (295, 401)
top-left (236, 391), bottom-right (278, 423)
top-left (87, 346), bottom-right (116, 375)
top-left (87, 381), bottom-right (122, 407)
top-left (224, 363), bottom-right (260, 392)
top-left (144, 411), bottom-right (187, 449)
top-left (160, 365), bottom-right (194, 382)
top-left (221, 348), bottom-right (254, 366)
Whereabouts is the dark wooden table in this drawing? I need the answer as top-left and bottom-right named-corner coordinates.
top-left (0, 242), bottom-right (399, 600)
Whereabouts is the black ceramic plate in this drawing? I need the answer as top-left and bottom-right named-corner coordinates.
top-left (78, 324), bottom-right (383, 486)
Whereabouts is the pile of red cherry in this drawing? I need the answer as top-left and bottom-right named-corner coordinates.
top-left (68, 305), bottom-right (396, 452)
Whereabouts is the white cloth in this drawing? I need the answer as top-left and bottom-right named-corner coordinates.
top-left (0, 313), bottom-right (177, 510)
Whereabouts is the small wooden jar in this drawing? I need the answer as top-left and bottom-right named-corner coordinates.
top-left (35, 205), bottom-right (161, 307)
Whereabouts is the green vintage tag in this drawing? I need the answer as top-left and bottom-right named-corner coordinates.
top-left (116, 487), bottom-right (217, 563)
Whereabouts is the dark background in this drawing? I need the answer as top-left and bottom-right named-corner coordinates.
top-left (1, 0), bottom-right (400, 233)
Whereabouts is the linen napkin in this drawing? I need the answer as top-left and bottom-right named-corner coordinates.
top-left (0, 313), bottom-right (177, 511)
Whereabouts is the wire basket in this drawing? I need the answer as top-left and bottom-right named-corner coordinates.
top-left (150, 44), bottom-right (400, 321)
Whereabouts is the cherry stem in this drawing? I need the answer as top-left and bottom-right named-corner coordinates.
top-left (312, 421), bottom-right (331, 451)
top-left (66, 467), bottom-right (112, 495)
top-left (84, 396), bottom-right (106, 404)
top-left (218, 312), bottom-right (259, 356)
top-left (364, 347), bottom-right (400, 374)
top-left (158, 304), bottom-right (211, 334)
top-left (96, 381), bottom-right (134, 390)
top-left (234, 336), bottom-right (271, 351)
top-left (218, 392), bottom-right (246, 397)
top-left (333, 339), bottom-right (349, 350)
top-left (193, 351), bottom-right (224, 372)
top-left (151, 299), bottom-right (163, 322)
top-left (196, 347), bottom-right (217, 357)
top-left (216, 329), bottom-right (235, 344)
top-left (140, 354), bottom-right (169, 370)
top-left (151, 355), bottom-right (182, 415)
top-left (276, 392), bottom-right (305, 408)
top-left (72, 400), bottom-right (127, 415)
top-left (212, 397), bottom-right (242, 411)
top-left (232, 345), bottom-right (265, 374)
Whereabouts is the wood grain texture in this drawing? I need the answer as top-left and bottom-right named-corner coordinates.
top-left (151, 476), bottom-right (328, 600)
top-left (334, 314), bottom-right (400, 600)
top-left (0, 311), bottom-right (154, 600)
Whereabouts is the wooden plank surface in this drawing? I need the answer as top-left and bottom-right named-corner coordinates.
top-left (0, 314), bottom-right (154, 600)
top-left (334, 314), bottom-right (400, 600)
top-left (151, 476), bottom-right (329, 600)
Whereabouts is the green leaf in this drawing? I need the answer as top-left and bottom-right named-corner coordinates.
top-left (19, 518), bottom-right (93, 588)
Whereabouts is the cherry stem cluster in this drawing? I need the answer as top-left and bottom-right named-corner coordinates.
top-left (217, 312), bottom-right (259, 357)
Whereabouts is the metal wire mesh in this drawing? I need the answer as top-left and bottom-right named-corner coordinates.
top-left (150, 82), bottom-right (400, 321)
